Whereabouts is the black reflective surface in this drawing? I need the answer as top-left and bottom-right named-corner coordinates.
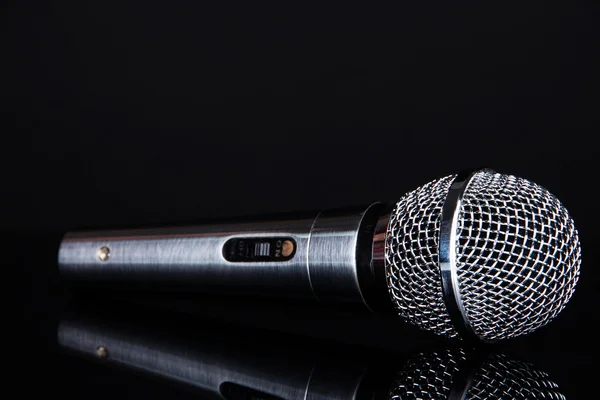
top-left (58, 302), bottom-right (566, 400)
top-left (9, 1), bottom-right (600, 398)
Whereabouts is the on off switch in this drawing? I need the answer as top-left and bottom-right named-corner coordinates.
top-left (223, 237), bottom-right (296, 262)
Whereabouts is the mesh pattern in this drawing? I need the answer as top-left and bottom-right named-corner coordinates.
top-left (389, 349), bottom-right (565, 400)
top-left (385, 171), bottom-right (581, 340)
top-left (385, 175), bottom-right (459, 338)
top-left (389, 347), bottom-right (466, 399)
top-left (467, 354), bottom-right (566, 399)
top-left (457, 172), bottom-right (581, 340)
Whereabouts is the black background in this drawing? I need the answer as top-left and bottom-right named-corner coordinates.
top-left (6, 2), bottom-right (600, 399)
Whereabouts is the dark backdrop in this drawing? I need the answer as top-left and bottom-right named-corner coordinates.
top-left (6, 2), bottom-right (600, 399)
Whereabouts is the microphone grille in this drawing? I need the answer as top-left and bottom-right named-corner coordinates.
top-left (385, 171), bottom-right (581, 341)
top-left (386, 175), bottom-right (458, 337)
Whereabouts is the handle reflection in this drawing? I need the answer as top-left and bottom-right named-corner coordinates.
top-left (58, 305), bottom-right (565, 400)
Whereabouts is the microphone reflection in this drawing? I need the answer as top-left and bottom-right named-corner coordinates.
top-left (58, 306), bottom-right (565, 400)
top-left (391, 348), bottom-right (565, 400)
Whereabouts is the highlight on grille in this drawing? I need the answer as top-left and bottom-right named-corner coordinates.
top-left (385, 170), bottom-right (581, 341)
top-left (389, 348), bottom-right (566, 400)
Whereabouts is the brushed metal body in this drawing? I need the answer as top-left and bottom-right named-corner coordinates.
top-left (307, 204), bottom-right (380, 304)
top-left (58, 316), bottom-right (369, 400)
top-left (59, 204), bottom-right (386, 306)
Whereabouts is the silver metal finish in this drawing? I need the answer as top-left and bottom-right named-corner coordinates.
top-left (60, 169), bottom-right (582, 342)
top-left (307, 204), bottom-right (379, 304)
top-left (385, 175), bottom-right (459, 338)
top-left (389, 348), bottom-right (566, 400)
top-left (59, 206), bottom-right (383, 306)
top-left (439, 170), bottom-right (487, 342)
top-left (371, 210), bottom-right (391, 281)
top-left (458, 171), bottom-right (581, 341)
top-left (60, 217), bottom-right (317, 298)
top-left (364, 207), bottom-right (397, 312)
top-left (385, 171), bottom-right (582, 341)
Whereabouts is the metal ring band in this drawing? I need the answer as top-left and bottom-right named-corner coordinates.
top-left (439, 168), bottom-right (494, 342)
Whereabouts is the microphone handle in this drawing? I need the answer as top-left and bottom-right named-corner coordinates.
top-left (58, 203), bottom-right (392, 310)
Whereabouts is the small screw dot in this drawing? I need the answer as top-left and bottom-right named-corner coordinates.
top-left (96, 346), bottom-right (109, 359)
top-left (97, 246), bottom-right (110, 261)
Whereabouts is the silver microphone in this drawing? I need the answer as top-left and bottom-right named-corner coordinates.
top-left (58, 169), bottom-right (581, 342)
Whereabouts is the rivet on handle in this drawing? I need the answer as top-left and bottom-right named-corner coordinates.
top-left (96, 346), bottom-right (109, 359)
top-left (97, 246), bottom-right (110, 262)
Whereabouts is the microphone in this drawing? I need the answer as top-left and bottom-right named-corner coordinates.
top-left (58, 169), bottom-right (581, 342)
top-left (57, 305), bottom-right (567, 400)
